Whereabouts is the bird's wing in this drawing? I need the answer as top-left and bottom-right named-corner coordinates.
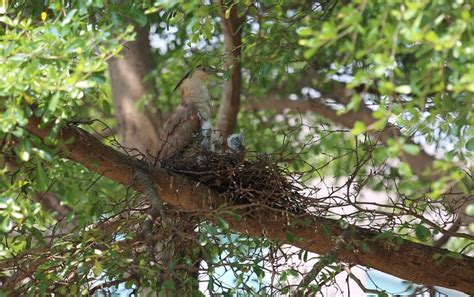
top-left (157, 104), bottom-right (201, 160)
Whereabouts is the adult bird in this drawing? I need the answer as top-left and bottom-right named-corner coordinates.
top-left (156, 65), bottom-right (216, 161)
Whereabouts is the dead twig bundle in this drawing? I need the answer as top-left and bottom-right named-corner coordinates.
top-left (162, 148), bottom-right (307, 214)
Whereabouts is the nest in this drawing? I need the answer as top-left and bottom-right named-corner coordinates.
top-left (162, 148), bottom-right (307, 215)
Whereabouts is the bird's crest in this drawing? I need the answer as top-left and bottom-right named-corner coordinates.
top-left (173, 69), bottom-right (192, 91)
top-left (173, 65), bottom-right (217, 91)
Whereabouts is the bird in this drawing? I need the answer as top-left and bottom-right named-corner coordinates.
top-left (226, 132), bottom-right (245, 154)
top-left (156, 65), bottom-right (217, 161)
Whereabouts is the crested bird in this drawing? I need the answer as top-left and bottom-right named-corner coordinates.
top-left (156, 65), bottom-right (217, 161)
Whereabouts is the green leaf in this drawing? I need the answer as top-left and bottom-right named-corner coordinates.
top-left (361, 242), bottom-right (370, 253)
top-left (62, 9), bottom-right (77, 25)
top-left (48, 93), bottom-right (60, 112)
top-left (92, 260), bottom-right (103, 277)
top-left (375, 231), bottom-right (393, 240)
top-left (217, 217), bottom-right (229, 230)
top-left (297, 27), bottom-right (313, 36)
top-left (350, 121), bottom-right (366, 135)
top-left (285, 230), bottom-right (295, 243)
top-left (231, 212), bottom-right (241, 221)
top-left (34, 148), bottom-right (52, 161)
top-left (303, 47), bottom-right (317, 59)
top-left (415, 224), bottom-right (431, 241)
top-left (432, 253), bottom-right (442, 261)
top-left (395, 85), bottom-right (412, 94)
top-left (0, 217), bottom-right (13, 233)
top-left (346, 93), bottom-right (361, 111)
top-left (466, 138), bottom-right (474, 151)
top-left (36, 159), bottom-right (49, 191)
top-left (163, 280), bottom-right (175, 290)
top-left (338, 219), bottom-right (349, 229)
top-left (398, 162), bottom-right (412, 177)
top-left (446, 252), bottom-right (464, 260)
top-left (129, 8), bottom-right (147, 26)
top-left (402, 144), bottom-right (420, 155)
top-left (204, 224), bottom-right (218, 235)
top-left (321, 224), bottom-right (331, 237)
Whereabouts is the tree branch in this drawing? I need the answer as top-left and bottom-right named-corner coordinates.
top-left (245, 97), bottom-right (473, 224)
top-left (246, 97), bottom-right (435, 178)
top-left (134, 168), bottom-right (166, 235)
top-left (23, 117), bottom-right (474, 295)
top-left (89, 275), bottom-right (137, 295)
top-left (215, 1), bottom-right (244, 136)
top-left (254, 70), bottom-right (450, 183)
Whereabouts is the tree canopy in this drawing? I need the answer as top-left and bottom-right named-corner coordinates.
top-left (0, 0), bottom-right (473, 295)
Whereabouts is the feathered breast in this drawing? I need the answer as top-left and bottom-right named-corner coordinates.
top-left (156, 104), bottom-right (202, 161)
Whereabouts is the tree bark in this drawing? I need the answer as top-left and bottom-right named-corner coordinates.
top-left (108, 25), bottom-right (162, 155)
top-left (215, 2), bottom-right (243, 137)
top-left (25, 117), bottom-right (474, 295)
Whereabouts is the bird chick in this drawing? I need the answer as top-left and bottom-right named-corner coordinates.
top-left (227, 132), bottom-right (245, 153)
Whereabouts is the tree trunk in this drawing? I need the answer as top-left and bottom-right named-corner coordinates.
top-left (107, 25), bottom-right (202, 295)
top-left (215, 2), bottom-right (243, 137)
top-left (108, 25), bottom-right (162, 156)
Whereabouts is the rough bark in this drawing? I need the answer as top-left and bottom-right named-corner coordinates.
top-left (215, 2), bottom-right (243, 136)
top-left (25, 117), bottom-right (474, 295)
top-left (108, 26), bottom-right (162, 155)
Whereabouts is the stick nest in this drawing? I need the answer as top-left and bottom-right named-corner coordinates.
top-left (162, 148), bottom-right (307, 214)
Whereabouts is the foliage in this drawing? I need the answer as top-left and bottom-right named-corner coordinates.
top-left (0, 0), bottom-right (472, 295)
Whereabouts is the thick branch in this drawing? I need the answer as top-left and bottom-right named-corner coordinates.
top-left (26, 117), bottom-right (212, 212)
top-left (215, 1), bottom-right (243, 136)
top-left (24, 118), bottom-right (474, 295)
